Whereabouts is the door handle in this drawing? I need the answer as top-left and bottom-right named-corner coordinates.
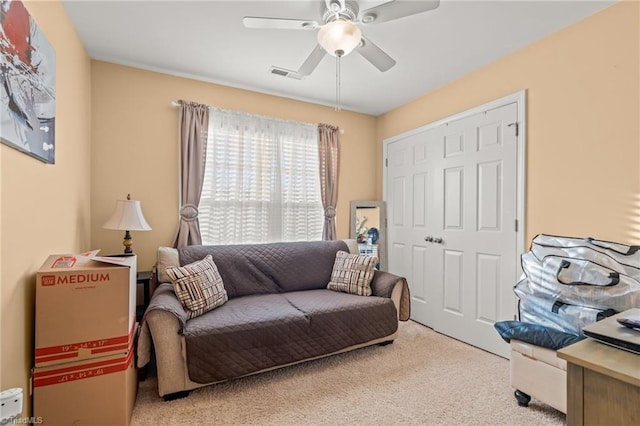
top-left (424, 236), bottom-right (434, 242)
top-left (433, 237), bottom-right (443, 244)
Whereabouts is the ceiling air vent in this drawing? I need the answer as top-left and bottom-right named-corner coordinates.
top-left (269, 66), bottom-right (303, 80)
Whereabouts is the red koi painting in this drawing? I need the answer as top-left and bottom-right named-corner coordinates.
top-left (1, 0), bottom-right (56, 164)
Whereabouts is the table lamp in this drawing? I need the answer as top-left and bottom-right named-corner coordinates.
top-left (103, 194), bottom-right (151, 254)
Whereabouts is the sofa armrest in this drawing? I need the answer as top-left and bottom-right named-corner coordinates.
top-left (136, 284), bottom-right (192, 396)
top-left (371, 270), bottom-right (399, 297)
top-left (145, 309), bottom-right (190, 397)
top-left (136, 283), bottom-right (187, 369)
top-left (371, 271), bottom-right (411, 321)
top-left (146, 283), bottom-right (189, 329)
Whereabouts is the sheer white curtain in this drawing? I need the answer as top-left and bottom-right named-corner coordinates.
top-left (199, 108), bottom-right (324, 245)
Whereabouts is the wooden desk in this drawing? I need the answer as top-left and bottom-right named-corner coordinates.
top-left (558, 339), bottom-right (640, 426)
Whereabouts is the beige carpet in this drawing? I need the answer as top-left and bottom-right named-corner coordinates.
top-left (131, 321), bottom-right (565, 425)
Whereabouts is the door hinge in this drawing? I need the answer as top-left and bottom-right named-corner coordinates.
top-left (385, 158), bottom-right (388, 167)
top-left (508, 122), bottom-right (519, 137)
top-left (515, 219), bottom-right (519, 232)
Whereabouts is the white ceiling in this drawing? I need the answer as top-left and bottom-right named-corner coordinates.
top-left (62, 0), bottom-right (615, 116)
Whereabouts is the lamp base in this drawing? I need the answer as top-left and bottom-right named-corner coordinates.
top-left (123, 230), bottom-right (133, 254)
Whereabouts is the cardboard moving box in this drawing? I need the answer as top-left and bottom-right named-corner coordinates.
top-left (33, 346), bottom-right (137, 425)
top-left (35, 254), bottom-right (137, 366)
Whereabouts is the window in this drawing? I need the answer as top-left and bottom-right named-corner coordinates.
top-left (198, 109), bottom-right (324, 245)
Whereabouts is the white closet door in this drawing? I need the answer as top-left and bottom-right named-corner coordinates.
top-left (387, 101), bottom-right (520, 357)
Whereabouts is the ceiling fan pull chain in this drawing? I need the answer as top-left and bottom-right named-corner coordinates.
top-left (335, 55), bottom-right (342, 111)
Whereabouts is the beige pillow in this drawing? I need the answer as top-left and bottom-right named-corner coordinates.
top-left (327, 250), bottom-right (378, 296)
top-left (165, 255), bottom-right (228, 319)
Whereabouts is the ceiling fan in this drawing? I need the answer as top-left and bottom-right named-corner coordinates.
top-left (243, 0), bottom-right (440, 80)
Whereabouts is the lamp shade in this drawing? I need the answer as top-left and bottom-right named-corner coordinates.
top-left (103, 198), bottom-right (151, 231)
top-left (317, 19), bottom-right (362, 57)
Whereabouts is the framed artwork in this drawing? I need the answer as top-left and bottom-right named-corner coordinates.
top-left (0, 0), bottom-right (56, 164)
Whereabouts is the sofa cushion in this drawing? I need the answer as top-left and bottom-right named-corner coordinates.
top-left (327, 251), bottom-right (378, 296)
top-left (183, 290), bottom-right (397, 383)
top-left (165, 255), bottom-right (228, 319)
top-left (284, 289), bottom-right (398, 345)
top-left (177, 240), bottom-right (349, 298)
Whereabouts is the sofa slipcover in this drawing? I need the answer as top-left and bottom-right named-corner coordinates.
top-left (137, 239), bottom-right (410, 398)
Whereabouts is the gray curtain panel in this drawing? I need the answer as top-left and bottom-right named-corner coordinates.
top-left (318, 123), bottom-right (340, 240)
top-left (173, 100), bottom-right (209, 248)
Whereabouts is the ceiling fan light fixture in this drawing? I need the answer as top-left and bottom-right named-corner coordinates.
top-left (317, 19), bottom-right (362, 57)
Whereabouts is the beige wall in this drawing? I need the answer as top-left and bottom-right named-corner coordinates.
top-left (0, 0), bottom-right (92, 413)
top-left (377, 1), bottom-right (640, 245)
top-left (90, 62), bottom-right (378, 270)
top-left (1, 0), bottom-right (638, 415)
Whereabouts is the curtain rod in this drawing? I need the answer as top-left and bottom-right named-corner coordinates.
top-left (170, 101), bottom-right (344, 134)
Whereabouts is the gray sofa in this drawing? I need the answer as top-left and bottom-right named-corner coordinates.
top-left (137, 239), bottom-right (410, 399)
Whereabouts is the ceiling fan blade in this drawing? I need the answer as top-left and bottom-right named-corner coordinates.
top-left (357, 36), bottom-right (396, 72)
top-left (243, 17), bottom-right (319, 30)
top-left (298, 44), bottom-right (327, 76)
top-left (359, 0), bottom-right (440, 25)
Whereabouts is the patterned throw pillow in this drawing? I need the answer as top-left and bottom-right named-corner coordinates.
top-left (327, 250), bottom-right (378, 296)
top-left (165, 255), bottom-right (228, 319)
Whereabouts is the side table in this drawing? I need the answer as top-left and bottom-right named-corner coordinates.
top-left (136, 270), bottom-right (152, 321)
